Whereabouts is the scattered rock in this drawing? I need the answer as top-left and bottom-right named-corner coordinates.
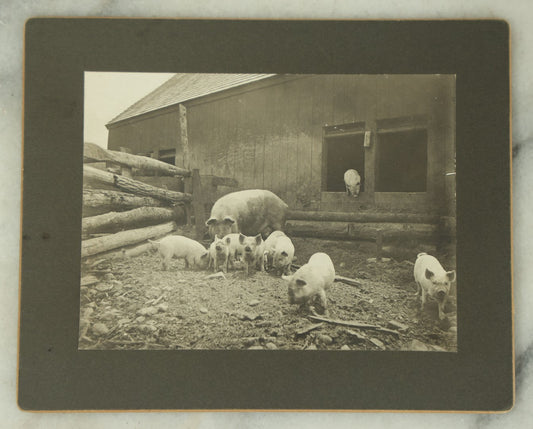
top-left (92, 323), bottom-right (109, 336)
top-left (199, 307), bottom-right (208, 314)
top-left (104, 273), bottom-right (116, 281)
top-left (137, 307), bottom-right (158, 316)
top-left (296, 323), bottom-right (323, 336)
top-left (237, 312), bottom-right (261, 321)
top-left (306, 344), bottom-right (317, 350)
top-left (369, 338), bottom-right (385, 349)
top-left (157, 303), bottom-right (169, 313)
top-left (339, 262), bottom-right (346, 268)
top-left (387, 320), bottom-right (409, 333)
top-left (248, 299), bottom-right (260, 307)
top-left (206, 272), bottom-right (226, 280)
top-left (135, 316), bottom-right (146, 323)
top-left (448, 326), bottom-right (457, 334)
top-left (80, 275), bottom-right (98, 287)
top-left (96, 283), bottom-right (114, 292)
top-left (340, 345), bottom-right (351, 350)
top-left (243, 337), bottom-right (259, 347)
top-left (316, 334), bottom-right (333, 345)
top-left (248, 345), bottom-right (264, 350)
top-left (138, 324), bottom-right (158, 334)
top-left (265, 342), bottom-right (277, 350)
top-left (254, 321), bottom-right (271, 328)
top-left (407, 339), bottom-right (430, 351)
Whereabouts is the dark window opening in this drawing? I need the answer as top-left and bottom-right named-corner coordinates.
top-left (325, 134), bottom-right (365, 192)
top-left (158, 149), bottom-right (176, 166)
top-left (375, 129), bottom-right (427, 192)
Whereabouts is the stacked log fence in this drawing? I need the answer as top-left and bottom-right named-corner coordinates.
top-left (82, 143), bottom-right (201, 260)
top-left (284, 210), bottom-right (456, 251)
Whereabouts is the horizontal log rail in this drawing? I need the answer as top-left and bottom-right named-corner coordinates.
top-left (84, 142), bottom-right (191, 177)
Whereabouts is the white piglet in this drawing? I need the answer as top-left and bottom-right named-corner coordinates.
top-left (414, 253), bottom-right (456, 320)
top-left (344, 169), bottom-right (361, 197)
top-left (263, 231), bottom-right (295, 275)
top-left (282, 252), bottom-right (335, 315)
top-left (223, 233), bottom-right (244, 269)
top-left (149, 235), bottom-right (209, 271)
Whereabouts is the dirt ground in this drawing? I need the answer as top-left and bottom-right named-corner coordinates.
top-left (79, 227), bottom-right (457, 352)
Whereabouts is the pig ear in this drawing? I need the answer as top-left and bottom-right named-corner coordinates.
top-left (425, 269), bottom-right (434, 280)
top-left (206, 217), bottom-right (217, 226)
top-left (215, 234), bottom-right (219, 240)
top-left (446, 270), bottom-right (456, 282)
top-left (255, 234), bottom-right (263, 244)
top-left (281, 251), bottom-right (288, 257)
top-left (239, 233), bottom-right (246, 244)
top-left (295, 279), bottom-right (307, 287)
top-left (281, 274), bottom-right (292, 282)
top-left (223, 216), bottom-right (235, 225)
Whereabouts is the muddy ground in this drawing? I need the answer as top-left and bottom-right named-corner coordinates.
top-left (79, 227), bottom-right (457, 351)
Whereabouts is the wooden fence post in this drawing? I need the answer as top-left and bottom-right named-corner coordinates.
top-left (192, 169), bottom-right (206, 239)
top-left (376, 229), bottom-right (383, 261)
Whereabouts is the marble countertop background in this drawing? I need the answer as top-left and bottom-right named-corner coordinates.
top-left (1, 1), bottom-right (531, 427)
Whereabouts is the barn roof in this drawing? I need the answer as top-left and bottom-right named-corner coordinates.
top-left (107, 73), bottom-right (277, 126)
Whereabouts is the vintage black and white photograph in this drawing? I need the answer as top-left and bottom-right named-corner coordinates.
top-left (79, 72), bottom-right (457, 351)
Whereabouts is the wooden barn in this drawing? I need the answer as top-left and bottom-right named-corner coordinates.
top-left (106, 74), bottom-right (455, 243)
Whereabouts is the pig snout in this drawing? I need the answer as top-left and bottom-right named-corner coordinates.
top-left (288, 289), bottom-right (296, 304)
top-left (436, 289), bottom-right (447, 301)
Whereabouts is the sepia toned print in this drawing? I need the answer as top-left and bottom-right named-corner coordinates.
top-left (79, 73), bottom-right (456, 351)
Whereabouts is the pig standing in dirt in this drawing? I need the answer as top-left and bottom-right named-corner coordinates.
top-left (282, 252), bottom-right (335, 315)
top-left (414, 252), bottom-right (456, 320)
top-left (263, 230), bottom-right (295, 276)
top-left (344, 169), bottom-right (361, 197)
top-left (206, 189), bottom-right (288, 239)
top-left (149, 235), bottom-right (209, 271)
top-left (239, 233), bottom-right (265, 276)
top-left (223, 233), bottom-right (244, 269)
top-left (208, 235), bottom-right (230, 273)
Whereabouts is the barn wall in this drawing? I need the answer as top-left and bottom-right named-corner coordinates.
top-left (106, 74), bottom-right (455, 215)
top-left (185, 74), bottom-right (455, 214)
top-left (108, 109), bottom-right (185, 167)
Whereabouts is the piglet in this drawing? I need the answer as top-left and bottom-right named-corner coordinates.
top-left (344, 169), bottom-right (361, 197)
top-left (208, 235), bottom-right (229, 273)
top-left (414, 252), bottom-right (456, 320)
top-left (263, 230), bottom-right (295, 275)
top-left (239, 233), bottom-right (265, 276)
top-left (223, 233), bottom-right (244, 269)
top-left (149, 235), bottom-right (209, 271)
top-left (282, 252), bottom-right (335, 315)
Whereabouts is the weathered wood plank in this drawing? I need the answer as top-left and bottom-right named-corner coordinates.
top-left (84, 142), bottom-right (190, 177)
top-left (82, 206), bottom-right (182, 236)
top-left (285, 220), bottom-right (441, 242)
top-left (83, 166), bottom-right (192, 204)
top-left (82, 189), bottom-right (166, 217)
top-left (286, 210), bottom-right (440, 224)
top-left (81, 221), bottom-right (177, 258)
top-left (192, 169), bottom-right (207, 239)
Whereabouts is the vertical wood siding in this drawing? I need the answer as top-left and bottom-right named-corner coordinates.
top-left (108, 74), bottom-right (455, 214)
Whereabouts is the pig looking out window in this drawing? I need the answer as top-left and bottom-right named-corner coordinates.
top-left (324, 132), bottom-right (365, 193)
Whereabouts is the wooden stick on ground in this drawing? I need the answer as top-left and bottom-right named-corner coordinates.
top-left (307, 315), bottom-right (400, 336)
